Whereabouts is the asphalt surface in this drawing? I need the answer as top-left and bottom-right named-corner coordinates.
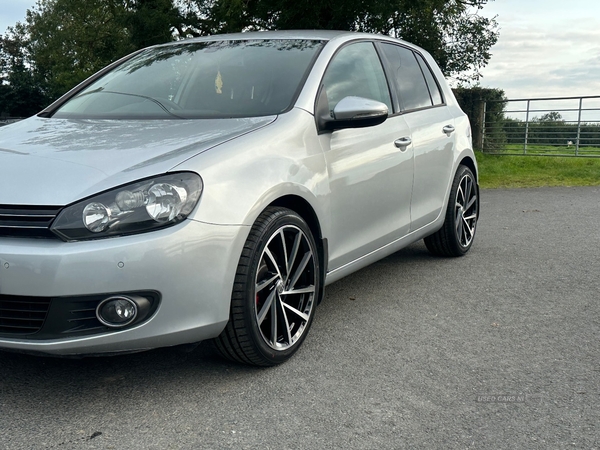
top-left (1, 186), bottom-right (599, 449)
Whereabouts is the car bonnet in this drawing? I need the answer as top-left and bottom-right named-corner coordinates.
top-left (0, 115), bottom-right (275, 205)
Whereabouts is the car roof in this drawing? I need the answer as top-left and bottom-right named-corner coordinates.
top-left (159, 30), bottom-right (409, 46)
top-left (180, 30), bottom-right (350, 42)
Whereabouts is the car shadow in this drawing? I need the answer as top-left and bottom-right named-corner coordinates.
top-left (0, 242), bottom-right (436, 406)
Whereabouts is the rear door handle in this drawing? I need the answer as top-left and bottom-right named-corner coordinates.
top-left (443, 125), bottom-right (455, 136)
top-left (394, 137), bottom-right (412, 151)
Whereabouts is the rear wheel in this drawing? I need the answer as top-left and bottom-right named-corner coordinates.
top-left (214, 207), bottom-right (321, 366)
top-left (424, 165), bottom-right (478, 257)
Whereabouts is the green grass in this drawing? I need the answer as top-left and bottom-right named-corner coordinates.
top-left (489, 143), bottom-right (600, 157)
top-left (475, 151), bottom-right (600, 189)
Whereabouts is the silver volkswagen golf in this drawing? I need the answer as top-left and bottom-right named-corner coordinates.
top-left (0, 31), bottom-right (478, 365)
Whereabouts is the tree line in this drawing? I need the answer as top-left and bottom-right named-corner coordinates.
top-left (0, 0), bottom-right (499, 117)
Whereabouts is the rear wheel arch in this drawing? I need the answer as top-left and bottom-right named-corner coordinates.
top-left (424, 164), bottom-right (479, 257)
top-left (459, 155), bottom-right (478, 182)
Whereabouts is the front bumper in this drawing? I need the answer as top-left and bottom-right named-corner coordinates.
top-left (0, 219), bottom-right (249, 355)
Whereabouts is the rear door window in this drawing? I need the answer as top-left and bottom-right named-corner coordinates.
top-left (380, 43), bottom-right (433, 111)
top-left (415, 53), bottom-right (443, 105)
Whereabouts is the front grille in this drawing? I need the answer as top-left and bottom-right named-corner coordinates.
top-left (0, 205), bottom-right (62, 238)
top-left (0, 295), bottom-right (51, 335)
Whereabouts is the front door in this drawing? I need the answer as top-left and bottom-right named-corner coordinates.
top-left (318, 41), bottom-right (414, 270)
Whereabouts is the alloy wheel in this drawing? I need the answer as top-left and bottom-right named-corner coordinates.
top-left (455, 173), bottom-right (478, 248)
top-left (254, 225), bottom-right (316, 351)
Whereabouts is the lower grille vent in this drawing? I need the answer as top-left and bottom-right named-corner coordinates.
top-left (0, 295), bottom-right (51, 334)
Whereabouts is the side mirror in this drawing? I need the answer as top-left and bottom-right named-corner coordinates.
top-left (318, 95), bottom-right (389, 132)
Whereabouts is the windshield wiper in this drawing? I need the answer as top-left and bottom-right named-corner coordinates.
top-left (74, 89), bottom-right (185, 119)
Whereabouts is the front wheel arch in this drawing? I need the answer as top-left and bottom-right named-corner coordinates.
top-left (270, 195), bottom-right (327, 299)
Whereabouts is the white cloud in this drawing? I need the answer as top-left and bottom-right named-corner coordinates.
top-left (477, 0), bottom-right (600, 98)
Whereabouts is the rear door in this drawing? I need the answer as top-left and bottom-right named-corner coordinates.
top-left (378, 43), bottom-right (456, 230)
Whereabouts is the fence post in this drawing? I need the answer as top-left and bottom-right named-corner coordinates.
top-left (480, 101), bottom-right (487, 150)
top-left (523, 100), bottom-right (531, 154)
top-left (575, 97), bottom-right (583, 156)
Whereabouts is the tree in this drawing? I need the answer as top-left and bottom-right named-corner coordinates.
top-left (530, 111), bottom-right (567, 146)
top-left (183, 0), bottom-right (499, 81)
top-left (538, 111), bottom-right (563, 123)
top-left (453, 86), bottom-right (506, 150)
top-left (0, 25), bottom-right (47, 116)
top-left (124, 0), bottom-right (183, 48)
top-left (22, 0), bottom-right (138, 102)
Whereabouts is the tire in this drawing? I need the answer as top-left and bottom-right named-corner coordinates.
top-left (214, 207), bottom-right (321, 366)
top-left (424, 165), bottom-right (479, 257)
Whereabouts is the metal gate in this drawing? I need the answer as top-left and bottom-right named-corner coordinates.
top-left (482, 96), bottom-right (600, 156)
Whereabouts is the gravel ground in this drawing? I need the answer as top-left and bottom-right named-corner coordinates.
top-left (0, 186), bottom-right (598, 449)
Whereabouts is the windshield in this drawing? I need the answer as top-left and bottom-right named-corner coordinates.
top-left (53, 39), bottom-right (325, 120)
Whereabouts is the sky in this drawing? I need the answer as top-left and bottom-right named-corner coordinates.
top-left (477, 0), bottom-right (600, 100)
top-left (1, 0), bottom-right (599, 102)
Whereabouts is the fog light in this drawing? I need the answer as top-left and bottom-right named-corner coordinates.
top-left (96, 296), bottom-right (138, 327)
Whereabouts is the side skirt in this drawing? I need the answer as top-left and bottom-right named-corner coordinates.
top-left (323, 218), bottom-right (444, 286)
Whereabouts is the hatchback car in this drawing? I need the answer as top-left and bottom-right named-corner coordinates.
top-left (0, 30), bottom-right (478, 365)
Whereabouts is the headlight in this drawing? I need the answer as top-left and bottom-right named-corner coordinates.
top-left (51, 172), bottom-right (203, 241)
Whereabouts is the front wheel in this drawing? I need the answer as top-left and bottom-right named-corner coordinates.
top-left (214, 207), bottom-right (321, 366)
top-left (424, 165), bottom-right (479, 257)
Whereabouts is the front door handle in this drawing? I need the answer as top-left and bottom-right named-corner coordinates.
top-left (443, 125), bottom-right (455, 136)
top-left (394, 137), bottom-right (412, 151)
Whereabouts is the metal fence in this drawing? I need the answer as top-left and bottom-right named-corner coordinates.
top-left (482, 95), bottom-right (600, 156)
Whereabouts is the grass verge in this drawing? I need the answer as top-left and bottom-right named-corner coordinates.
top-left (494, 144), bottom-right (600, 157)
top-left (475, 152), bottom-right (600, 189)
